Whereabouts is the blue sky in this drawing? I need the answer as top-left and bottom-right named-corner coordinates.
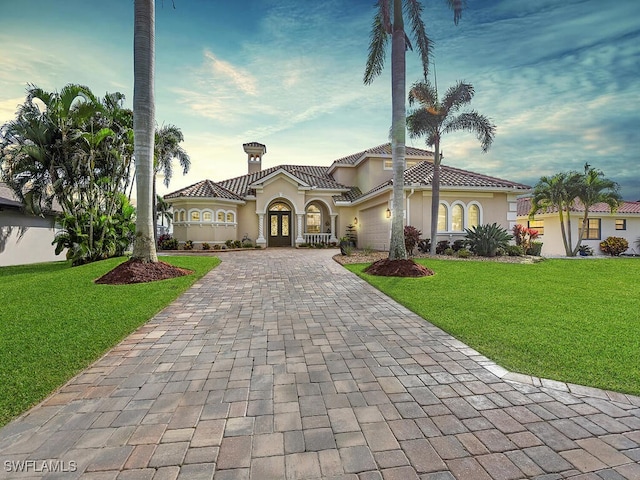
top-left (1, 0), bottom-right (638, 200)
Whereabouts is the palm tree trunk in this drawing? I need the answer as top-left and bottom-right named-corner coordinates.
top-left (429, 140), bottom-right (441, 255)
top-left (388, 0), bottom-right (407, 261)
top-left (131, 0), bottom-right (158, 262)
top-left (558, 208), bottom-right (571, 256)
top-left (571, 212), bottom-right (589, 256)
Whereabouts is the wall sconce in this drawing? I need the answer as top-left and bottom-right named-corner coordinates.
top-left (385, 208), bottom-right (391, 219)
top-left (353, 217), bottom-right (358, 225)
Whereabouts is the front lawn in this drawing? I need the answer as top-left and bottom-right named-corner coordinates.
top-left (0, 255), bottom-right (220, 427)
top-left (346, 258), bottom-right (640, 396)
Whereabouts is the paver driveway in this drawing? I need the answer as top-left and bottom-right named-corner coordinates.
top-left (0, 249), bottom-right (639, 480)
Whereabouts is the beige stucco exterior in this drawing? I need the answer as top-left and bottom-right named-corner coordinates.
top-left (0, 209), bottom-right (60, 267)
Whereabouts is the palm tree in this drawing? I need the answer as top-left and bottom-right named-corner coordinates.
top-left (364, 0), bottom-right (463, 260)
top-left (153, 124), bottom-right (190, 241)
top-left (572, 164), bottom-right (621, 256)
top-left (156, 194), bottom-right (173, 234)
top-left (407, 79), bottom-right (495, 254)
top-left (131, 0), bottom-right (158, 262)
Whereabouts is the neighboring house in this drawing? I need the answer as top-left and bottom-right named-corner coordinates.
top-left (0, 182), bottom-right (61, 267)
top-left (165, 142), bottom-right (531, 250)
top-left (517, 197), bottom-right (640, 256)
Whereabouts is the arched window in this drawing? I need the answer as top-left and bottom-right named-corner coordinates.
top-left (270, 202), bottom-right (290, 211)
top-left (438, 204), bottom-right (448, 232)
top-left (306, 204), bottom-right (321, 233)
top-left (217, 211), bottom-right (225, 222)
top-left (226, 212), bottom-right (235, 223)
top-left (452, 204), bottom-right (464, 231)
top-left (190, 211), bottom-right (200, 221)
top-left (203, 211), bottom-right (212, 222)
top-left (468, 204), bottom-right (480, 228)
top-left (179, 211), bottom-right (186, 222)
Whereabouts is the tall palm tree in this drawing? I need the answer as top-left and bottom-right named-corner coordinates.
top-left (153, 124), bottom-right (190, 241)
top-left (156, 194), bottom-right (173, 233)
top-left (131, 0), bottom-right (158, 262)
top-left (572, 164), bottom-right (621, 256)
top-left (407, 79), bottom-right (496, 254)
top-left (364, 0), bottom-right (463, 260)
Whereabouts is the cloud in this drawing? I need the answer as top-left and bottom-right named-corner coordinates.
top-left (202, 49), bottom-right (258, 96)
top-left (0, 97), bottom-right (24, 124)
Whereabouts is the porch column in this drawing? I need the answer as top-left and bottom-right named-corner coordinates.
top-left (295, 213), bottom-right (304, 244)
top-left (256, 213), bottom-right (266, 246)
top-left (329, 214), bottom-right (338, 244)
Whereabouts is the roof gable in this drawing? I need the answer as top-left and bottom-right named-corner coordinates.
top-left (164, 179), bottom-right (244, 201)
top-left (328, 143), bottom-right (434, 171)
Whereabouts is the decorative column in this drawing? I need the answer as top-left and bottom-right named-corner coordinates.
top-left (296, 214), bottom-right (304, 244)
top-left (256, 213), bottom-right (266, 246)
top-left (329, 214), bottom-right (338, 244)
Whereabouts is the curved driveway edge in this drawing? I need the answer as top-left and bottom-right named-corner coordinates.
top-left (0, 249), bottom-right (638, 479)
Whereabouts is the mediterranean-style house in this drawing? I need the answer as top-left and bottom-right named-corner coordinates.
top-left (165, 142), bottom-right (531, 251)
top-left (0, 182), bottom-right (61, 267)
top-left (517, 197), bottom-right (640, 256)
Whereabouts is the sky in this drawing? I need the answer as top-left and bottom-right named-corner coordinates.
top-left (1, 0), bottom-right (639, 200)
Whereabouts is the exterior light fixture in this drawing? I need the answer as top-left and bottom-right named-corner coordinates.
top-left (354, 217), bottom-right (358, 225)
top-left (386, 208), bottom-right (391, 219)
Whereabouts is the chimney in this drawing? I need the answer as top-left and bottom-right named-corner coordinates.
top-left (243, 142), bottom-right (266, 175)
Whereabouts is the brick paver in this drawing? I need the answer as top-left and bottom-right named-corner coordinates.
top-left (0, 249), bottom-right (638, 479)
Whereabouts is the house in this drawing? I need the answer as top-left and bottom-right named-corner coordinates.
top-left (164, 142), bottom-right (531, 250)
top-left (0, 182), bottom-right (61, 267)
top-left (517, 197), bottom-right (640, 256)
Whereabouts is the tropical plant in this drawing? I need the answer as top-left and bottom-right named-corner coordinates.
top-left (530, 165), bottom-right (621, 257)
top-left (465, 223), bottom-right (512, 257)
top-left (153, 125), bottom-right (190, 241)
top-left (578, 244), bottom-right (593, 256)
top-left (363, 0), bottom-right (464, 260)
top-left (157, 233), bottom-right (178, 250)
top-left (202, 242), bottom-right (211, 250)
top-left (435, 240), bottom-right (450, 254)
top-left (183, 240), bottom-right (194, 251)
top-left (599, 236), bottom-right (628, 256)
top-left (156, 194), bottom-right (173, 233)
top-left (404, 225), bottom-right (421, 255)
top-left (512, 224), bottom-right (539, 255)
top-left (131, 0), bottom-right (158, 263)
top-left (407, 79), bottom-right (495, 255)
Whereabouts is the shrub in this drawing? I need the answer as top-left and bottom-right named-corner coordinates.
top-left (202, 242), bottom-right (211, 250)
top-left (183, 240), bottom-right (194, 251)
top-left (417, 239), bottom-right (430, 253)
top-left (600, 236), bottom-right (628, 256)
top-left (452, 239), bottom-right (467, 252)
top-left (456, 248), bottom-right (471, 258)
top-left (505, 245), bottom-right (524, 256)
top-left (233, 240), bottom-right (242, 249)
top-left (362, 245), bottom-right (374, 255)
top-left (242, 241), bottom-right (253, 248)
top-left (213, 244), bottom-right (222, 250)
top-left (578, 244), bottom-right (593, 256)
top-left (404, 226), bottom-right (421, 255)
top-left (444, 247), bottom-right (455, 256)
top-left (528, 241), bottom-right (543, 256)
top-left (465, 223), bottom-right (512, 257)
top-left (158, 233), bottom-right (178, 251)
top-left (225, 239), bottom-right (234, 248)
top-left (435, 240), bottom-right (450, 255)
top-left (512, 224), bottom-right (539, 254)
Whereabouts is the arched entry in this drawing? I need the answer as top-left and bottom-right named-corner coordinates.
top-left (268, 201), bottom-right (292, 247)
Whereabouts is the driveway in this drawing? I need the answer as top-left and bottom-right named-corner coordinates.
top-left (0, 249), bottom-right (638, 479)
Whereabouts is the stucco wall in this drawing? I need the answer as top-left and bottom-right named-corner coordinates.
top-left (0, 210), bottom-right (61, 266)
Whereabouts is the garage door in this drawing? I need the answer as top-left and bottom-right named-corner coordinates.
top-left (359, 205), bottom-right (391, 251)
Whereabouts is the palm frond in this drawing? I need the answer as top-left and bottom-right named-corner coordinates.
top-left (406, 108), bottom-right (440, 143)
top-left (408, 80), bottom-right (437, 108)
top-left (405, 0), bottom-right (432, 80)
top-left (443, 111), bottom-right (496, 152)
top-left (441, 81), bottom-right (473, 115)
top-left (446, 0), bottom-right (466, 25)
top-left (364, 3), bottom-right (391, 85)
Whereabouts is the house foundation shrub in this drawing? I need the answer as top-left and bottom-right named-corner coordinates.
top-left (158, 234), bottom-right (178, 250)
top-left (183, 240), bottom-right (194, 251)
top-left (464, 223), bottom-right (512, 257)
top-left (202, 242), bottom-right (211, 250)
top-left (404, 226), bottom-right (421, 255)
top-left (600, 236), bottom-right (628, 256)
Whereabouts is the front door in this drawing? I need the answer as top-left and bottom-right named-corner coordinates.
top-left (268, 203), bottom-right (292, 247)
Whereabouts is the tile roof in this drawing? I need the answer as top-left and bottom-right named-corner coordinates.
top-left (519, 197), bottom-right (640, 216)
top-left (330, 143), bottom-right (433, 167)
top-left (164, 179), bottom-right (244, 201)
top-left (404, 162), bottom-right (531, 190)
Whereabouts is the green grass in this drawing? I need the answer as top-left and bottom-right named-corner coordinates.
top-left (346, 258), bottom-right (640, 396)
top-left (0, 255), bottom-right (220, 426)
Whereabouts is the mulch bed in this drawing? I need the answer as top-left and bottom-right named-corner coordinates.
top-left (95, 259), bottom-right (192, 285)
top-left (364, 258), bottom-right (434, 277)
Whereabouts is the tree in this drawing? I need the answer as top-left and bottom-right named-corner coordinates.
top-left (156, 194), bottom-right (173, 233)
top-left (530, 166), bottom-right (621, 257)
top-left (364, 0), bottom-right (463, 260)
top-left (153, 124), bottom-right (190, 241)
top-left (131, 0), bottom-right (158, 263)
top-left (407, 79), bottom-right (495, 254)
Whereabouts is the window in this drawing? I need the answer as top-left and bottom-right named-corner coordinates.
top-left (468, 204), bottom-right (480, 228)
top-left (384, 160), bottom-right (392, 170)
top-left (584, 218), bottom-right (601, 240)
top-left (451, 204), bottom-right (464, 231)
top-left (384, 159), bottom-right (420, 169)
top-left (203, 211), bottom-right (212, 222)
top-left (190, 211), bottom-right (200, 221)
top-left (528, 219), bottom-right (544, 236)
top-left (438, 204), bottom-right (448, 232)
top-left (615, 219), bottom-right (626, 230)
top-left (306, 204), bottom-right (321, 233)
top-left (179, 211), bottom-right (186, 222)
top-left (226, 212), bottom-right (235, 223)
top-left (217, 211), bottom-right (225, 222)
top-left (270, 202), bottom-right (290, 211)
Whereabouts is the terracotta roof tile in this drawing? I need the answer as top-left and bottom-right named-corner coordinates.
top-left (404, 162), bottom-right (531, 190)
top-left (330, 143), bottom-right (433, 166)
top-left (164, 179), bottom-right (244, 201)
top-left (519, 197), bottom-right (640, 216)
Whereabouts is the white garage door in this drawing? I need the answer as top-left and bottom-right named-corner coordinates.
top-left (359, 206), bottom-right (391, 251)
